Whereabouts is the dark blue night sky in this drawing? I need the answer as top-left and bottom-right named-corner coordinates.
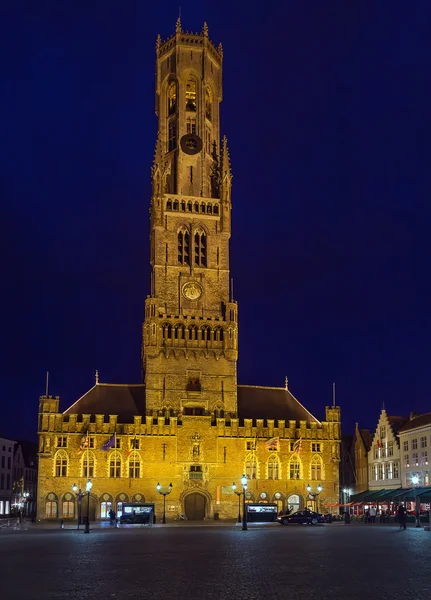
top-left (2, 1), bottom-right (431, 441)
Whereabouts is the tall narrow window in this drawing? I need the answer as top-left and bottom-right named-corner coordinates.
top-left (54, 451), bottom-right (68, 477)
top-left (289, 458), bottom-right (301, 480)
top-left (128, 452), bottom-right (141, 478)
top-left (109, 452), bottom-right (122, 478)
top-left (186, 80), bottom-right (197, 111)
top-left (82, 451), bottom-right (95, 478)
top-left (194, 231), bottom-right (207, 267)
top-left (267, 455), bottom-right (279, 480)
top-left (178, 228), bottom-right (190, 265)
top-left (168, 82), bottom-right (177, 116)
top-left (168, 119), bottom-right (176, 151)
top-left (205, 87), bottom-right (212, 121)
top-left (187, 117), bottom-right (196, 134)
top-left (310, 455), bottom-right (323, 480)
top-left (245, 454), bottom-right (257, 480)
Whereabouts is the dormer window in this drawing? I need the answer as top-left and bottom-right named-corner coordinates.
top-left (186, 80), bottom-right (197, 112)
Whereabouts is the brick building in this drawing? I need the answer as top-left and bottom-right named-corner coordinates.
top-left (37, 20), bottom-right (341, 522)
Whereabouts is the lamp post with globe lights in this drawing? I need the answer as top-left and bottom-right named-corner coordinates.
top-left (306, 484), bottom-right (323, 512)
top-left (156, 482), bottom-right (173, 524)
top-left (411, 474), bottom-right (421, 528)
top-left (235, 474), bottom-right (248, 531)
top-left (72, 484), bottom-right (83, 529)
top-left (232, 483), bottom-right (242, 523)
top-left (84, 479), bottom-right (93, 534)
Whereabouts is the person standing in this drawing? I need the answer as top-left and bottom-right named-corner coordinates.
top-left (397, 503), bottom-right (407, 530)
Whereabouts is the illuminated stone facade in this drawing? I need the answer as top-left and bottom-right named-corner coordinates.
top-left (37, 21), bottom-right (341, 521)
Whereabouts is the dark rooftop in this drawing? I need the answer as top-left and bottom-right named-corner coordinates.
top-left (387, 415), bottom-right (410, 435)
top-left (399, 412), bottom-right (431, 434)
top-left (64, 384), bottom-right (146, 421)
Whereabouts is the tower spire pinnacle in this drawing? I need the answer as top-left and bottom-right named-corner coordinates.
top-left (176, 16), bottom-right (182, 33)
top-left (203, 22), bottom-right (209, 37)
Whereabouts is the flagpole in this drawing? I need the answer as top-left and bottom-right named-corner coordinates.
top-left (45, 371), bottom-right (49, 397)
top-left (332, 382), bottom-right (336, 407)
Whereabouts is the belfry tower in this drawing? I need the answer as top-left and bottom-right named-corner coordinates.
top-left (142, 20), bottom-right (238, 418)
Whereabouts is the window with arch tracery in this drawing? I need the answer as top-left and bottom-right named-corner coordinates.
top-left (178, 228), bottom-right (190, 265)
top-left (214, 327), bottom-right (224, 342)
top-left (311, 455), bottom-right (323, 480)
top-left (188, 325), bottom-right (198, 340)
top-left (289, 457), bottom-right (301, 480)
top-left (128, 452), bottom-right (141, 478)
top-left (54, 450), bottom-right (68, 477)
top-left (186, 80), bottom-right (197, 111)
top-left (201, 325), bottom-right (210, 341)
top-left (109, 452), bottom-right (122, 478)
top-left (82, 451), bottom-right (95, 478)
top-left (214, 406), bottom-right (224, 418)
top-left (194, 230), bottom-right (207, 267)
top-left (205, 87), bottom-right (212, 120)
top-left (174, 324), bottom-right (185, 340)
top-left (162, 323), bottom-right (172, 339)
top-left (267, 455), bottom-right (280, 480)
top-left (168, 82), bottom-right (177, 116)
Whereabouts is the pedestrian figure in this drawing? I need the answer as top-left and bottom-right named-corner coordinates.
top-left (369, 506), bottom-right (376, 523)
top-left (397, 503), bottom-right (407, 530)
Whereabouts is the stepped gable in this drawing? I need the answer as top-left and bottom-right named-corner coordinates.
top-left (399, 412), bottom-right (431, 433)
top-left (237, 385), bottom-right (320, 424)
top-left (64, 384), bottom-right (146, 420)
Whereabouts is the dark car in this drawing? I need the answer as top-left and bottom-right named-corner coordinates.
top-left (277, 508), bottom-right (325, 525)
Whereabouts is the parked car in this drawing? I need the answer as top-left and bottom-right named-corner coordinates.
top-left (277, 508), bottom-right (325, 525)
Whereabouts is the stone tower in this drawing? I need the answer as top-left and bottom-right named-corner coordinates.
top-left (142, 20), bottom-right (238, 418)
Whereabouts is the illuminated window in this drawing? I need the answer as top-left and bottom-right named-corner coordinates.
top-left (311, 455), bottom-right (322, 480)
top-left (311, 443), bottom-right (321, 452)
top-left (205, 87), bottom-right (212, 121)
top-left (412, 452), bottom-right (418, 466)
top-left (56, 436), bottom-right (67, 448)
top-left (82, 451), bottom-right (95, 478)
top-left (245, 453), bottom-right (257, 479)
top-left (45, 501), bottom-right (57, 518)
top-left (194, 230), bottom-right (207, 267)
top-left (186, 117), bottom-right (196, 134)
top-left (412, 439), bottom-right (418, 450)
top-left (421, 436), bottom-right (427, 448)
top-left (380, 426), bottom-right (386, 440)
top-left (186, 80), bottom-right (197, 111)
top-left (421, 451), bottom-right (428, 466)
top-left (378, 463), bottom-right (383, 479)
top-left (385, 462), bottom-right (392, 479)
top-left (100, 501), bottom-right (112, 519)
top-left (54, 451), bottom-right (68, 477)
top-left (404, 454), bottom-right (409, 467)
top-left (388, 441), bottom-right (394, 457)
top-left (62, 501), bottom-right (74, 518)
top-left (267, 455), bottom-right (279, 480)
top-left (168, 82), bottom-right (177, 115)
top-left (393, 462), bottom-right (399, 478)
top-left (128, 452), bottom-right (141, 478)
top-left (289, 458), bottom-right (301, 480)
top-left (109, 452), bottom-right (122, 478)
top-left (178, 228), bottom-right (190, 265)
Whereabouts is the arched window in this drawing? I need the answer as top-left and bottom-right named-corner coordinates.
top-left (178, 228), bottom-right (190, 265)
top-left (188, 325), bottom-right (198, 340)
top-left (166, 199), bottom-right (172, 210)
top-left (162, 323), bottom-right (172, 339)
top-left (186, 80), bottom-right (197, 112)
top-left (168, 82), bottom-right (177, 115)
top-left (289, 457), bottom-right (301, 480)
top-left (45, 500), bottom-right (57, 518)
top-left (311, 455), bottom-right (323, 480)
top-left (100, 501), bottom-right (112, 519)
top-left (267, 455), bottom-right (280, 480)
top-left (205, 87), bottom-right (212, 120)
top-left (181, 200), bottom-right (186, 211)
top-left (207, 204), bottom-right (212, 214)
top-left (194, 230), bottom-right (207, 267)
top-left (128, 452), bottom-right (141, 478)
top-left (109, 452), bottom-right (122, 478)
top-left (62, 500), bottom-right (74, 518)
top-left (187, 201), bottom-right (192, 212)
top-left (54, 451), bottom-right (68, 477)
top-left (194, 202), bottom-right (199, 212)
top-left (174, 324), bottom-right (185, 340)
top-left (213, 204), bottom-right (219, 215)
top-left (214, 406), bottom-right (224, 418)
top-left (200, 202), bottom-right (206, 213)
top-left (201, 325), bottom-right (210, 341)
top-left (245, 453), bottom-right (257, 480)
top-left (82, 451), bottom-right (95, 478)
top-left (173, 200), bottom-right (179, 211)
top-left (214, 327), bottom-right (224, 342)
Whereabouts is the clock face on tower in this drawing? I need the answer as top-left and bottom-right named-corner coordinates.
top-left (182, 281), bottom-right (202, 301)
top-left (180, 133), bottom-right (203, 155)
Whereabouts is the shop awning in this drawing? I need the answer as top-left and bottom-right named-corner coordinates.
top-left (349, 489), bottom-right (380, 503)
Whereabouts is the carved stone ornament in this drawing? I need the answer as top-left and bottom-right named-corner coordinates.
top-left (182, 281), bottom-right (202, 301)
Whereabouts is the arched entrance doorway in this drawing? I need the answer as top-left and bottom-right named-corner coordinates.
top-left (287, 494), bottom-right (301, 513)
top-left (184, 492), bottom-right (206, 521)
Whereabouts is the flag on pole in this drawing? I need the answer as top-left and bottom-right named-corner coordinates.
top-left (377, 439), bottom-right (382, 449)
top-left (126, 435), bottom-right (137, 457)
top-left (292, 438), bottom-right (302, 455)
top-left (77, 433), bottom-right (89, 455)
top-left (264, 437), bottom-right (280, 451)
top-left (102, 434), bottom-right (115, 451)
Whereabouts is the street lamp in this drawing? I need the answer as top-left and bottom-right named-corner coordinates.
top-left (233, 474), bottom-right (249, 530)
top-left (232, 483), bottom-right (242, 523)
top-left (156, 482), bottom-right (173, 524)
top-left (72, 484), bottom-right (83, 529)
top-left (84, 479), bottom-right (93, 534)
top-left (306, 484), bottom-right (323, 512)
top-left (411, 474), bottom-right (421, 528)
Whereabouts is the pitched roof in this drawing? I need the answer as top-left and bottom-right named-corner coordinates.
top-left (358, 428), bottom-right (372, 451)
top-left (237, 385), bottom-right (320, 424)
top-left (387, 415), bottom-right (410, 435)
top-left (64, 384), bottom-right (146, 421)
top-left (399, 412), bottom-right (431, 434)
top-left (15, 440), bottom-right (38, 466)
top-left (63, 383), bottom-right (320, 424)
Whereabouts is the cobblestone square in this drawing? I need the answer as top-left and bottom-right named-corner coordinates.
top-left (0, 523), bottom-right (430, 600)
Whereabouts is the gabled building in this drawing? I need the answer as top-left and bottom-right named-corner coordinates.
top-left (399, 412), bottom-right (431, 489)
top-left (368, 409), bottom-right (408, 491)
top-left (0, 435), bottom-right (16, 517)
top-left (352, 423), bottom-right (372, 494)
top-left (13, 441), bottom-right (38, 518)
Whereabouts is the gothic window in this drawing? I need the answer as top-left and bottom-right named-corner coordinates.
top-left (188, 325), bottom-right (198, 340)
top-left (310, 455), bottom-right (323, 480)
top-left (194, 230), bottom-right (207, 267)
top-left (186, 117), bottom-right (196, 134)
top-left (289, 457), bottom-right (301, 480)
top-left (173, 200), bottom-right (179, 211)
top-left (109, 452), bottom-right (122, 478)
top-left (62, 501), bottom-right (74, 518)
top-left (201, 325), bottom-right (210, 341)
top-left (54, 451), bottom-right (68, 477)
top-left (174, 324), bottom-right (185, 339)
top-left (168, 82), bottom-right (177, 116)
top-left (186, 79), bottom-right (197, 112)
top-left (214, 327), bottom-right (224, 342)
top-left (200, 202), bottom-right (206, 213)
top-left (181, 200), bottom-right (186, 211)
top-left (82, 451), bottom-right (95, 478)
top-left (214, 406), bottom-right (224, 418)
top-left (187, 201), bottom-right (192, 212)
top-left (100, 501), bottom-right (112, 518)
top-left (194, 202), bottom-right (199, 212)
top-left (168, 119), bottom-right (177, 151)
top-left (213, 204), bottom-right (219, 215)
top-left (166, 199), bottom-right (172, 210)
top-left (178, 228), bottom-right (190, 265)
top-left (245, 453), bottom-right (257, 480)
top-left (128, 452), bottom-right (141, 478)
top-left (45, 500), bottom-right (57, 518)
top-left (205, 87), bottom-right (212, 121)
top-left (162, 323), bottom-right (172, 339)
top-left (267, 455), bottom-right (280, 480)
